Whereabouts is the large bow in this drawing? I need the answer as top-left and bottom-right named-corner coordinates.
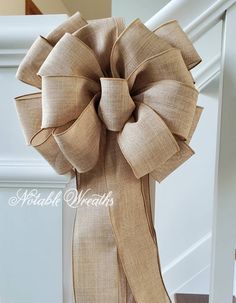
top-left (15, 12), bottom-right (203, 303)
top-left (15, 13), bottom-right (202, 183)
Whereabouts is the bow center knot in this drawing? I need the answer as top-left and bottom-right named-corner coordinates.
top-left (98, 78), bottom-right (135, 131)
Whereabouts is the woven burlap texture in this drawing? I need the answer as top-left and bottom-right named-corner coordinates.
top-left (15, 12), bottom-right (202, 303)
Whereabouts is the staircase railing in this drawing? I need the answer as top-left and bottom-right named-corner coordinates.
top-left (145, 0), bottom-right (235, 40)
top-left (145, 1), bottom-right (236, 302)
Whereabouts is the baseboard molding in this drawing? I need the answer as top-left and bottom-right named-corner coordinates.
top-left (162, 232), bottom-right (212, 295)
top-left (175, 293), bottom-right (208, 303)
top-left (175, 293), bottom-right (236, 303)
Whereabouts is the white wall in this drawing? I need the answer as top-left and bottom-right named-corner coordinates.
top-left (0, 15), bottom-right (69, 303)
top-left (112, 0), bottom-right (169, 24)
top-left (159, 81), bottom-right (219, 295)
top-left (156, 22), bottom-right (222, 295)
top-left (0, 187), bottom-right (63, 303)
top-left (0, 66), bottom-right (65, 303)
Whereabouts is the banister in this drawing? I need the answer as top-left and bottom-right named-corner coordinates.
top-left (145, 0), bottom-right (236, 41)
top-left (0, 0), bottom-right (233, 55)
top-left (0, 14), bottom-right (67, 50)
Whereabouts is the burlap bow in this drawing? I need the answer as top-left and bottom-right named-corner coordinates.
top-left (15, 12), bottom-right (202, 303)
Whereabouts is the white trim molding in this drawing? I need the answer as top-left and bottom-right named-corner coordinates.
top-left (0, 14), bottom-right (67, 67)
top-left (162, 232), bottom-right (212, 296)
top-left (209, 3), bottom-right (236, 302)
top-left (0, 160), bottom-right (70, 188)
top-left (144, 0), bottom-right (230, 94)
top-left (194, 54), bottom-right (221, 91)
top-left (0, 14), bottom-right (70, 187)
top-left (145, 0), bottom-right (236, 41)
top-left (0, 49), bottom-right (27, 67)
top-left (184, 0), bottom-right (236, 41)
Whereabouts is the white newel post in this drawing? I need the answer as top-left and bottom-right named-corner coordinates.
top-left (209, 3), bottom-right (236, 303)
top-left (0, 15), bottom-right (70, 303)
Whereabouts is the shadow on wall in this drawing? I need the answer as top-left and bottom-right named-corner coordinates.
top-left (0, 0), bottom-right (111, 19)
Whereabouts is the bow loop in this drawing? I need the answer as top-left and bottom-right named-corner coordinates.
top-left (53, 96), bottom-right (102, 173)
top-left (15, 93), bottom-right (73, 174)
top-left (16, 36), bottom-right (53, 89)
top-left (118, 103), bottom-right (180, 179)
top-left (41, 76), bottom-right (100, 128)
top-left (38, 33), bottom-right (104, 81)
top-left (15, 12), bottom-right (202, 183)
top-left (16, 12), bottom-right (87, 88)
top-left (154, 20), bottom-right (201, 70)
top-left (110, 19), bottom-right (171, 79)
top-left (98, 78), bottom-right (135, 131)
top-left (74, 17), bottom-right (125, 76)
top-left (134, 80), bottom-right (199, 140)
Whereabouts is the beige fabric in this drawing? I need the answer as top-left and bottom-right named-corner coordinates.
top-left (54, 96), bottom-right (102, 173)
top-left (16, 37), bottom-right (53, 89)
top-left (151, 140), bottom-right (194, 182)
top-left (106, 132), bottom-right (171, 303)
top-left (118, 103), bottom-right (180, 179)
top-left (41, 76), bottom-right (100, 128)
top-left (16, 12), bottom-right (87, 88)
top-left (154, 20), bottom-right (201, 70)
top-left (133, 80), bottom-right (199, 140)
top-left (47, 11), bottom-right (87, 46)
top-left (99, 78), bottom-right (135, 131)
top-left (38, 33), bottom-right (104, 81)
top-left (110, 19), bottom-right (171, 79)
top-left (74, 17), bottom-right (125, 76)
top-left (73, 135), bottom-right (119, 302)
top-left (187, 106), bottom-right (203, 143)
top-left (15, 93), bottom-right (42, 144)
top-left (128, 48), bottom-right (194, 91)
top-left (15, 12), bottom-right (202, 303)
top-left (15, 93), bottom-right (73, 174)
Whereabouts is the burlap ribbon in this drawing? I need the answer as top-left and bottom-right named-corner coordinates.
top-left (15, 12), bottom-right (202, 303)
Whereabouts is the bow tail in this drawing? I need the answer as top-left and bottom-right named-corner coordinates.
top-left (106, 132), bottom-right (171, 303)
top-left (72, 130), bottom-right (171, 303)
top-left (72, 129), bottom-right (120, 302)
